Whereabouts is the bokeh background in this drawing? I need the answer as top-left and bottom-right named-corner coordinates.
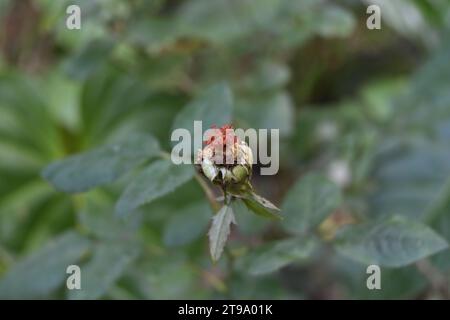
top-left (0, 0), bottom-right (450, 299)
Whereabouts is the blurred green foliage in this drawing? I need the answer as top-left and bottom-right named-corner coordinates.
top-left (0, 0), bottom-right (450, 299)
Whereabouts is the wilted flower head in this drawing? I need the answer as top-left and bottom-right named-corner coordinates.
top-left (197, 124), bottom-right (253, 186)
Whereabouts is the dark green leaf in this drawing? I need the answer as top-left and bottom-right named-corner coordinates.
top-left (0, 232), bottom-right (90, 299)
top-left (163, 201), bottom-right (212, 247)
top-left (63, 39), bottom-right (115, 80)
top-left (42, 133), bottom-right (160, 193)
top-left (240, 237), bottom-right (317, 276)
top-left (236, 92), bottom-right (294, 137)
top-left (332, 255), bottom-right (427, 299)
top-left (115, 160), bottom-right (195, 217)
top-left (282, 173), bottom-right (341, 234)
top-left (370, 141), bottom-right (450, 220)
top-left (171, 83), bottom-right (233, 135)
top-left (78, 205), bottom-right (142, 241)
top-left (335, 216), bottom-right (448, 267)
top-left (68, 242), bottom-right (139, 300)
top-left (138, 256), bottom-right (197, 299)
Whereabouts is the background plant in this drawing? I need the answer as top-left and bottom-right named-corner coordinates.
top-left (0, 0), bottom-right (450, 299)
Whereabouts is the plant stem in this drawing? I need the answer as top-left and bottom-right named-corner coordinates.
top-left (160, 149), bottom-right (220, 212)
top-left (195, 173), bottom-right (221, 212)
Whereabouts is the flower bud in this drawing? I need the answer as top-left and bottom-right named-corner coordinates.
top-left (197, 124), bottom-right (253, 188)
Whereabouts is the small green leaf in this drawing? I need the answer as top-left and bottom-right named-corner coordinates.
top-left (282, 173), bottom-right (341, 234)
top-left (115, 160), bottom-right (194, 217)
top-left (241, 192), bottom-right (282, 220)
top-left (208, 205), bottom-right (236, 262)
top-left (0, 232), bottom-right (90, 299)
top-left (335, 216), bottom-right (448, 267)
top-left (68, 242), bottom-right (139, 300)
top-left (240, 237), bottom-right (317, 276)
top-left (171, 82), bottom-right (233, 135)
top-left (42, 133), bottom-right (160, 193)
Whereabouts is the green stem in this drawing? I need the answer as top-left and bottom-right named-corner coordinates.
top-left (161, 150), bottom-right (220, 212)
top-left (195, 173), bottom-right (221, 212)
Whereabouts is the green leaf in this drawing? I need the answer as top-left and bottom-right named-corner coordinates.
top-left (370, 141), bottom-right (450, 220)
top-left (332, 255), bottom-right (426, 299)
top-left (0, 180), bottom-right (54, 244)
top-left (240, 237), bottom-right (317, 276)
top-left (314, 4), bottom-right (355, 38)
top-left (208, 205), bottom-right (236, 262)
top-left (138, 256), bottom-right (197, 299)
top-left (240, 60), bottom-right (290, 92)
top-left (68, 242), bottom-right (139, 300)
top-left (115, 160), bottom-right (195, 217)
top-left (335, 216), bottom-right (448, 267)
top-left (0, 232), bottom-right (90, 299)
top-left (163, 202), bottom-right (212, 247)
top-left (42, 133), bottom-right (160, 193)
top-left (176, 0), bottom-right (279, 43)
top-left (241, 192), bottom-right (282, 220)
top-left (171, 83), bottom-right (233, 135)
top-left (0, 180), bottom-right (53, 216)
top-left (63, 38), bottom-right (115, 81)
top-left (78, 205), bottom-right (141, 241)
top-left (80, 70), bottom-right (153, 139)
top-left (126, 18), bottom-right (181, 50)
top-left (236, 92), bottom-right (294, 137)
top-left (281, 173), bottom-right (341, 235)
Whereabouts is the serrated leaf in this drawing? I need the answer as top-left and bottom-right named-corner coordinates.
top-left (171, 83), bottom-right (233, 136)
top-left (163, 202), bottom-right (212, 247)
top-left (241, 192), bottom-right (282, 220)
top-left (282, 173), bottom-right (341, 234)
top-left (335, 216), bottom-right (448, 267)
top-left (68, 242), bottom-right (139, 300)
top-left (42, 133), bottom-right (160, 193)
top-left (208, 205), bottom-right (236, 262)
top-left (240, 237), bottom-right (317, 276)
top-left (115, 160), bottom-right (195, 217)
top-left (0, 232), bottom-right (90, 299)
